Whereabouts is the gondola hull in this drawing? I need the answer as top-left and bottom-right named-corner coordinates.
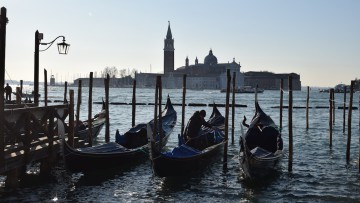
top-left (151, 104), bottom-right (225, 177)
top-left (151, 141), bottom-right (224, 177)
top-left (239, 102), bottom-right (283, 178)
top-left (76, 116), bottom-right (106, 140)
top-left (63, 96), bottom-right (176, 173)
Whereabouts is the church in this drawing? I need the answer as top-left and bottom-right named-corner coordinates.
top-left (136, 23), bottom-right (244, 89)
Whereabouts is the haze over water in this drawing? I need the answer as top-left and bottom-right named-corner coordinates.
top-left (1, 86), bottom-right (360, 202)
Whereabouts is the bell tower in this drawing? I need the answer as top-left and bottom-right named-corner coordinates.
top-left (164, 21), bottom-right (174, 73)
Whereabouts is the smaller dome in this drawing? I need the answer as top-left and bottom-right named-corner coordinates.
top-left (204, 49), bottom-right (218, 65)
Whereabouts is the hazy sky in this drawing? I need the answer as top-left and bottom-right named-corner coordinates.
top-left (1, 0), bottom-right (359, 87)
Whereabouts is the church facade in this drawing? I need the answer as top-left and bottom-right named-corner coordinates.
top-left (136, 23), bottom-right (244, 89)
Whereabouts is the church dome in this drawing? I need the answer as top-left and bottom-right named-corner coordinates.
top-left (204, 49), bottom-right (218, 65)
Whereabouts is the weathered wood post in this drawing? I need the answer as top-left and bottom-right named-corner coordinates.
top-left (20, 80), bottom-right (23, 98)
top-left (280, 78), bottom-right (284, 131)
top-left (63, 81), bottom-right (68, 103)
top-left (16, 87), bottom-right (21, 104)
top-left (44, 69), bottom-right (48, 106)
top-left (34, 30), bottom-right (40, 105)
top-left (68, 90), bottom-right (75, 147)
top-left (152, 76), bottom-right (159, 152)
top-left (132, 79), bottom-right (136, 127)
top-left (104, 74), bottom-right (110, 143)
top-left (332, 90), bottom-right (335, 125)
top-left (288, 75), bottom-right (293, 172)
top-left (158, 76), bottom-right (163, 150)
top-left (346, 80), bottom-right (354, 162)
top-left (306, 86), bottom-right (309, 130)
top-left (231, 71), bottom-right (236, 144)
top-left (343, 86), bottom-right (347, 133)
top-left (329, 88), bottom-right (334, 147)
top-left (0, 7), bottom-right (8, 165)
top-left (88, 72), bottom-right (93, 146)
top-left (181, 74), bottom-right (187, 138)
top-left (223, 69), bottom-right (231, 170)
top-left (75, 80), bottom-right (82, 137)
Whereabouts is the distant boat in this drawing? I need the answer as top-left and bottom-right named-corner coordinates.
top-left (220, 86), bottom-right (264, 93)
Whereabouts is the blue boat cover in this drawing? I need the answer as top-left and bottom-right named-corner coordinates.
top-left (78, 142), bottom-right (129, 153)
top-left (164, 144), bottom-right (201, 158)
top-left (250, 147), bottom-right (276, 158)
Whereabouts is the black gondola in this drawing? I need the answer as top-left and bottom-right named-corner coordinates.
top-left (75, 103), bottom-right (106, 141)
top-left (150, 104), bottom-right (225, 177)
top-left (63, 96), bottom-right (177, 173)
top-left (239, 101), bottom-right (283, 178)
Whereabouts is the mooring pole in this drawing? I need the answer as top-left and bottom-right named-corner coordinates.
top-left (152, 76), bottom-right (159, 150)
top-left (44, 69), bottom-right (48, 106)
top-left (158, 76), bottom-right (163, 150)
top-left (181, 74), bottom-right (187, 138)
top-left (0, 7), bottom-right (7, 165)
top-left (132, 79), bottom-right (136, 127)
top-left (20, 80), bottom-right (23, 97)
top-left (343, 86), bottom-right (347, 133)
top-left (16, 87), bottom-right (21, 104)
top-left (306, 86), bottom-right (309, 130)
top-left (64, 81), bottom-right (68, 103)
top-left (231, 71), bottom-right (236, 144)
top-left (332, 90), bottom-right (335, 125)
top-left (280, 78), bottom-right (284, 131)
top-left (104, 74), bottom-right (110, 143)
top-left (75, 80), bottom-right (82, 137)
top-left (223, 69), bottom-right (231, 170)
top-left (346, 80), bottom-right (354, 162)
top-left (288, 75), bottom-right (293, 172)
top-left (88, 72), bottom-right (93, 146)
top-left (329, 88), bottom-right (334, 147)
top-left (68, 90), bottom-right (75, 147)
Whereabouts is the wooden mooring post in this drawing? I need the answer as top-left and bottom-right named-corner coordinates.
top-left (343, 86), bottom-right (347, 133)
top-left (75, 80), bottom-right (82, 137)
top-left (16, 87), bottom-right (21, 104)
top-left (132, 79), bottom-right (136, 127)
top-left (223, 69), bottom-right (231, 170)
top-left (288, 75), bottom-right (293, 172)
top-left (0, 7), bottom-right (7, 166)
top-left (20, 80), bottom-right (23, 97)
top-left (104, 74), bottom-right (110, 143)
top-left (151, 76), bottom-right (160, 155)
top-left (68, 90), bottom-right (75, 147)
top-left (346, 80), bottom-right (354, 162)
top-left (64, 81), bottom-right (68, 103)
top-left (332, 90), bottom-right (335, 125)
top-left (280, 78), bottom-right (284, 131)
top-left (231, 71), bottom-right (236, 144)
top-left (88, 72), bottom-right (93, 146)
top-left (306, 86), bottom-right (309, 130)
top-left (44, 69), bottom-right (48, 106)
top-left (158, 76), bottom-right (163, 149)
top-left (181, 74), bottom-right (187, 138)
top-left (329, 88), bottom-right (334, 147)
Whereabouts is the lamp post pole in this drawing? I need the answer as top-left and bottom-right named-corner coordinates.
top-left (34, 30), bottom-right (40, 105)
top-left (33, 31), bottom-right (69, 105)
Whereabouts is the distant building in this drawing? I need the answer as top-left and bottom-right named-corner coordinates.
top-left (50, 75), bottom-right (55, 86)
top-left (244, 71), bottom-right (301, 90)
top-left (136, 22), bottom-right (244, 89)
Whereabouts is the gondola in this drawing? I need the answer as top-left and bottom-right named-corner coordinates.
top-left (150, 104), bottom-right (225, 177)
top-left (239, 101), bottom-right (283, 178)
top-left (63, 96), bottom-right (177, 173)
top-left (75, 101), bottom-right (106, 141)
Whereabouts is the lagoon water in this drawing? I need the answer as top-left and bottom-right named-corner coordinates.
top-left (1, 86), bottom-right (360, 202)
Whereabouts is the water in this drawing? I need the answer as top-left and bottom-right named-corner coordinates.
top-left (1, 86), bottom-right (360, 202)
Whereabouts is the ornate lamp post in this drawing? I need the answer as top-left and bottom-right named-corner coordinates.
top-left (34, 31), bottom-right (70, 105)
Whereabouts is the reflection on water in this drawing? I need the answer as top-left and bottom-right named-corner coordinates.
top-left (1, 87), bottom-right (360, 202)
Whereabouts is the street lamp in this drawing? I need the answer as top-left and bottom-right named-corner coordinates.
top-left (34, 30), bottom-right (70, 105)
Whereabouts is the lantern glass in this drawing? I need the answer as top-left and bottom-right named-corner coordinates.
top-left (57, 41), bottom-right (70, 54)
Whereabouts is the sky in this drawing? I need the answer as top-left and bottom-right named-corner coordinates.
top-left (1, 0), bottom-right (359, 87)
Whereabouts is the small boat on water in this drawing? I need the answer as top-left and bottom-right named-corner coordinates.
top-left (75, 102), bottom-right (106, 141)
top-left (220, 86), bottom-right (264, 93)
top-left (239, 101), bottom-right (283, 178)
top-left (63, 96), bottom-right (177, 173)
top-left (150, 104), bottom-right (225, 177)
